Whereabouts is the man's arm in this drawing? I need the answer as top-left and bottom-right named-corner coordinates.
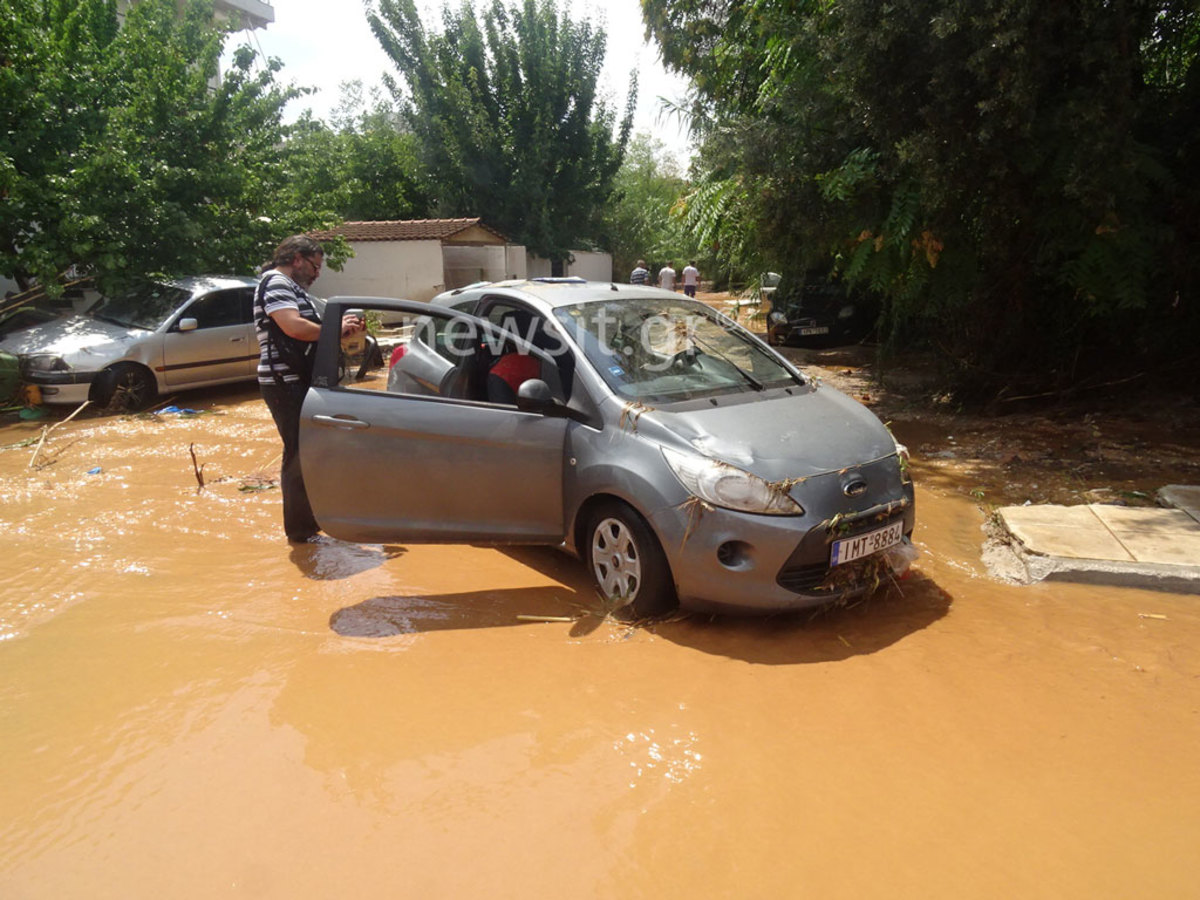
top-left (270, 307), bottom-right (322, 342)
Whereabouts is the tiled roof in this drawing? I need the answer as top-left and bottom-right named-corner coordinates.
top-left (308, 218), bottom-right (510, 243)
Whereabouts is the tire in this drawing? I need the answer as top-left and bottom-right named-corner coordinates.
top-left (585, 500), bottom-right (677, 617)
top-left (93, 363), bottom-right (157, 412)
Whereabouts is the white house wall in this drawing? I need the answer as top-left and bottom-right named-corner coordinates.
top-left (526, 256), bottom-right (552, 279)
top-left (316, 240), bottom-right (445, 302)
top-left (567, 251), bottom-right (613, 281)
top-left (525, 251), bottom-right (613, 281)
top-left (442, 244), bottom-right (526, 288)
top-left (506, 245), bottom-right (528, 280)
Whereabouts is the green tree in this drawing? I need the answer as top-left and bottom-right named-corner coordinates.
top-left (645, 0), bottom-right (1200, 398)
top-left (283, 82), bottom-right (432, 223)
top-left (0, 0), bottom-right (341, 293)
top-left (602, 133), bottom-right (695, 280)
top-left (367, 0), bottom-right (635, 261)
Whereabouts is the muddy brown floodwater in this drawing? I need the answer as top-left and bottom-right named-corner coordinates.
top-left (1, 373), bottom-right (1198, 899)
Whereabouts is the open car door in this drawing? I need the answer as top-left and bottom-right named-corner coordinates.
top-left (299, 298), bottom-right (571, 545)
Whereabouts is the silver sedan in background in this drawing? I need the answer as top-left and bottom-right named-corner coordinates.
top-left (0, 276), bottom-right (260, 411)
top-left (300, 279), bottom-right (915, 616)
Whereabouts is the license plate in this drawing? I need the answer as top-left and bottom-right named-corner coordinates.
top-left (830, 521), bottom-right (903, 566)
top-left (798, 326), bottom-right (830, 336)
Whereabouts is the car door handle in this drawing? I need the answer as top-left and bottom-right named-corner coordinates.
top-left (312, 414), bottom-right (370, 430)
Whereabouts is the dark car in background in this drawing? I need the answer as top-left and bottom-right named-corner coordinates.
top-left (766, 273), bottom-right (879, 348)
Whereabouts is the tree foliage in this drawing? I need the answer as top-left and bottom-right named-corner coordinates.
top-left (600, 133), bottom-right (698, 280)
top-left (282, 82), bottom-right (432, 224)
top-left (645, 0), bottom-right (1200, 398)
top-left (0, 0), bottom-right (341, 294)
top-left (367, 0), bottom-right (635, 260)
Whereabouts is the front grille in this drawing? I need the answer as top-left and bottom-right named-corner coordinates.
top-left (777, 562), bottom-right (830, 592)
top-left (777, 554), bottom-right (895, 596)
top-left (775, 507), bottom-right (912, 596)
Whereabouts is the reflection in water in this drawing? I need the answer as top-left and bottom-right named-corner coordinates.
top-left (615, 725), bottom-right (703, 788)
top-left (2, 386), bottom-right (1199, 898)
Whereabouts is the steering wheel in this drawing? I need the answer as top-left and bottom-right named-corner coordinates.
top-left (669, 346), bottom-right (700, 369)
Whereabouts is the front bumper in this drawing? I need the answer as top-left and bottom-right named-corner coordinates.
top-left (648, 488), bottom-right (916, 615)
top-left (20, 369), bottom-right (96, 405)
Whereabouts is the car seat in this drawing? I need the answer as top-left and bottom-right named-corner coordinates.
top-left (486, 309), bottom-right (546, 403)
top-left (487, 307), bottom-right (574, 403)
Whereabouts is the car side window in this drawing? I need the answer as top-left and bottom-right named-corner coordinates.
top-left (330, 302), bottom-right (564, 406)
top-left (333, 305), bottom-right (478, 398)
top-left (179, 289), bottom-right (251, 329)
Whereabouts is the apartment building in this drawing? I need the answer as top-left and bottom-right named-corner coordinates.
top-left (116, 0), bottom-right (275, 31)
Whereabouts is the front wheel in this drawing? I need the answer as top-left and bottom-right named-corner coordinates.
top-left (93, 363), bottom-right (157, 412)
top-left (585, 500), bottom-right (677, 618)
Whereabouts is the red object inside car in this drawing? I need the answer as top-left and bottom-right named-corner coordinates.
top-left (489, 353), bottom-right (540, 392)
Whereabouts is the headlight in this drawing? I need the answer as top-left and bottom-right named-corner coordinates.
top-left (837, 304), bottom-right (856, 320)
top-left (21, 354), bottom-right (70, 373)
top-left (768, 311), bottom-right (787, 325)
top-left (662, 446), bottom-right (804, 516)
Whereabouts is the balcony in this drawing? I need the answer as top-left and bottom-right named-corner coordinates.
top-left (214, 0), bottom-right (274, 30)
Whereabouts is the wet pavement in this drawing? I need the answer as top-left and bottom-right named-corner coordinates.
top-left (2, 382), bottom-right (1199, 899)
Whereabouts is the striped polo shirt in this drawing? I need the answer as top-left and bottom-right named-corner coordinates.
top-left (254, 271), bottom-right (321, 385)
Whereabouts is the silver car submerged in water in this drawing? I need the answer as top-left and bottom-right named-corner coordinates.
top-left (300, 279), bottom-right (914, 616)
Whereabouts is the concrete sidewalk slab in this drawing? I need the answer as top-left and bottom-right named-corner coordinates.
top-left (989, 490), bottom-right (1200, 593)
top-left (1001, 506), bottom-right (1134, 561)
top-left (1158, 484), bottom-right (1200, 523)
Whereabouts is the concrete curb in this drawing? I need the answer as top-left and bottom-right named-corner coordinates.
top-left (987, 487), bottom-right (1200, 594)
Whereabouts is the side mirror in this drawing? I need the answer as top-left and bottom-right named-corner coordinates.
top-left (177, 317), bottom-right (198, 332)
top-left (515, 378), bottom-right (560, 414)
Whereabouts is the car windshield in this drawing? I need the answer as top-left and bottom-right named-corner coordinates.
top-left (89, 282), bottom-right (192, 330)
top-left (554, 297), bottom-right (803, 403)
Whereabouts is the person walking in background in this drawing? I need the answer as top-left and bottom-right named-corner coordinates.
top-left (255, 235), bottom-right (364, 544)
top-left (658, 262), bottom-right (677, 292)
top-left (630, 259), bottom-right (650, 285)
top-left (682, 261), bottom-right (700, 298)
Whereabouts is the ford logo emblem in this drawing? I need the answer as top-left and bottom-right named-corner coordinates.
top-left (843, 478), bottom-right (868, 498)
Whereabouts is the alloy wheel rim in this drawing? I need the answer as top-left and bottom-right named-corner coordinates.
top-left (114, 374), bottom-right (147, 408)
top-left (591, 517), bottom-right (641, 603)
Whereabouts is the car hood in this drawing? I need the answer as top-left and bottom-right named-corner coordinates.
top-left (0, 315), bottom-right (143, 362)
top-left (634, 384), bottom-right (898, 480)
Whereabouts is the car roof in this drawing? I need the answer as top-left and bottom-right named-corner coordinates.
top-left (433, 278), bottom-right (678, 312)
top-left (167, 275), bottom-right (260, 292)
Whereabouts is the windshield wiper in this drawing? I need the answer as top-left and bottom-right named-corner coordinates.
top-left (688, 333), bottom-right (765, 391)
top-left (91, 313), bottom-right (133, 327)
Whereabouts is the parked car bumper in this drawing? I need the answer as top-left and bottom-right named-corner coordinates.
top-left (19, 368), bottom-right (96, 405)
top-left (767, 316), bottom-right (865, 347)
top-left (648, 487), bottom-right (915, 615)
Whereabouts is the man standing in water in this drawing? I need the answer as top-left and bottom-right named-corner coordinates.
top-left (255, 235), bottom-right (364, 543)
